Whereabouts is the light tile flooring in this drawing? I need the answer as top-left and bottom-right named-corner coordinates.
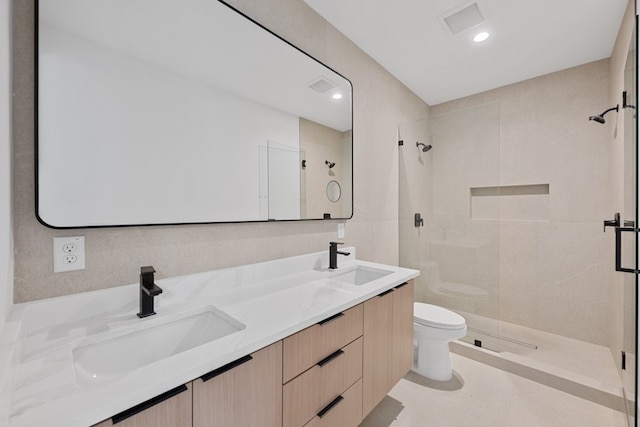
top-left (461, 312), bottom-right (622, 389)
top-left (359, 354), bottom-right (627, 427)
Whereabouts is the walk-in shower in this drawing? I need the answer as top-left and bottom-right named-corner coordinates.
top-left (399, 76), bottom-right (636, 420)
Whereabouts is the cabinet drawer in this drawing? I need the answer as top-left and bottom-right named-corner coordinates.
top-left (283, 337), bottom-right (362, 427)
top-left (93, 383), bottom-right (192, 427)
top-left (303, 379), bottom-right (363, 427)
top-left (283, 304), bottom-right (363, 383)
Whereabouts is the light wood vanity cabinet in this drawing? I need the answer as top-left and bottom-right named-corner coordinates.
top-left (93, 383), bottom-right (192, 427)
top-left (283, 304), bottom-right (363, 383)
top-left (93, 279), bottom-right (414, 427)
top-left (303, 379), bottom-right (363, 427)
top-left (92, 342), bottom-right (282, 427)
top-left (391, 281), bottom-right (415, 384)
top-left (363, 280), bottom-right (415, 416)
top-left (283, 305), bottom-right (364, 427)
top-left (193, 341), bottom-right (283, 427)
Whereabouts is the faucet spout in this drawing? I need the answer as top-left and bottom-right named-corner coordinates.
top-left (329, 242), bottom-right (349, 269)
top-left (137, 266), bottom-right (162, 318)
top-left (142, 282), bottom-right (163, 297)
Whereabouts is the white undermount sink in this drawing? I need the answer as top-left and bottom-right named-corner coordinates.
top-left (72, 306), bottom-right (245, 387)
top-left (331, 265), bottom-right (393, 286)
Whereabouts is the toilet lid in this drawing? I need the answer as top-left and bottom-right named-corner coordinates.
top-left (414, 302), bottom-right (466, 329)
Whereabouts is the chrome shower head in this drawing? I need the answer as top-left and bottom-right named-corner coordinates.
top-left (416, 142), bottom-right (432, 152)
top-left (588, 105), bottom-right (619, 124)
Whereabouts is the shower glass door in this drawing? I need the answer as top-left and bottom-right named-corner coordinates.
top-left (621, 17), bottom-right (637, 425)
top-left (398, 103), bottom-right (501, 350)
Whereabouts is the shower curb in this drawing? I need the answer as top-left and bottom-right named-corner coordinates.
top-left (450, 340), bottom-right (627, 413)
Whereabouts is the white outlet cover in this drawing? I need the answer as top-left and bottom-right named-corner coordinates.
top-left (337, 223), bottom-right (345, 239)
top-left (53, 236), bottom-right (85, 273)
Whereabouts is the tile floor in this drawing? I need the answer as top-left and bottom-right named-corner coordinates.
top-left (359, 354), bottom-right (627, 427)
top-left (460, 312), bottom-right (622, 389)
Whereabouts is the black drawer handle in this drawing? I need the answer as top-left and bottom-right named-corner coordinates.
top-left (317, 395), bottom-right (344, 418)
top-left (377, 289), bottom-right (394, 297)
top-left (317, 312), bottom-right (344, 326)
top-left (317, 349), bottom-right (344, 367)
top-left (394, 282), bottom-right (408, 289)
top-left (112, 384), bottom-right (188, 424)
top-left (200, 355), bottom-right (253, 382)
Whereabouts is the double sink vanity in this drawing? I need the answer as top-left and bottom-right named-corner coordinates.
top-left (24, 0), bottom-right (419, 424)
top-left (0, 248), bottom-right (418, 426)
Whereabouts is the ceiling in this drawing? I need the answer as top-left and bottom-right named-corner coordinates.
top-left (39, 0), bottom-right (352, 131)
top-left (304, 0), bottom-right (629, 105)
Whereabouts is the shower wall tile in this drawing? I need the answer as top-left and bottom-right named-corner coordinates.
top-left (12, 0), bottom-right (429, 302)
top-left (431, 59), bottom-right (612, 346)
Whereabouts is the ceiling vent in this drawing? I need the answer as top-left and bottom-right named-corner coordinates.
top-left (440, 2), bottom-right (486, 35)
top-left (307, 77), bottom-right (336, 93)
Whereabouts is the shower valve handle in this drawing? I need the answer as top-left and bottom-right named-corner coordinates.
top-left (603, 213), bottom-right (620, 232)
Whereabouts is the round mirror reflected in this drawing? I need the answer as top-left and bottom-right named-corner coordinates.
top-left (327, 180), bottom-right (341, 203)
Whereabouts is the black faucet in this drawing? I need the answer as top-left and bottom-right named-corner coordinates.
top-left (137, 266), bottom-right (163, 318)
top-left (329, 242), bottom-right (350, 269)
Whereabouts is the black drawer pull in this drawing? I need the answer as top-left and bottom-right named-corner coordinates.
top-left (112, 384), bottom-right (188, 424)
top-left (377, 289), bottom-right (394, 297)
top-left (317, 349), bottom-right (344, 367)
top-left (394, 282), bottom-right (408, 289)
top-left (317, 312), bottom-right (344, 326)
top-left (317, 395), bottom-right (344, 418)
top-left (200, 355), bottom-right (253, 382)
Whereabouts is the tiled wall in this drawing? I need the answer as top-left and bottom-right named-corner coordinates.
top-left (12, 0), bottom-right (429, 302)
top-left (299, 118), bottom-right (348, 218)
top-left (1, 0), bottom-right (12, 328)
top-left (430, 59), bottom-right (612, 346)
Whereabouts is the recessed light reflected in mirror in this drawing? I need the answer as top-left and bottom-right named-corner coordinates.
top-left (473, 31), bottom-right (490, 43)
top-left (332, 93), bottom-right (343, 100)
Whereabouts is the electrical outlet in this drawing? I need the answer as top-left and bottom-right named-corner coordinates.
top-left (54, 236), bottom-right (85, 273)
top-left (337, 223), bottom-right (345, 239)
top-left (62, 243), bottom-right (77, 253)
top-left (63, 254), bottom-right (78, 264)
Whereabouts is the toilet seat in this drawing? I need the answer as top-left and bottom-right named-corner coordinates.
top-left (414, 302), bottom-right (466, 330)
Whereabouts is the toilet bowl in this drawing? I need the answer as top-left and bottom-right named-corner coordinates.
top-left (412, 302), bottom-right (467, 381)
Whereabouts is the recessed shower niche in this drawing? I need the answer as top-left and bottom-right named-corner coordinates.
top-left (470, 184), bottom-right (550, 221)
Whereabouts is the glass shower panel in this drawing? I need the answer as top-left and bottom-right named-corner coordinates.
top-left (399, 102), bottom-right (501, 351)
top-left (621, 20), bottom-right (637, 425)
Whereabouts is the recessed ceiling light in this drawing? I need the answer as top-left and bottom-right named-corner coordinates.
top-left (473, 31), bottom-right (490, 42)
top-left (332, 93), bottom-right (343, 100)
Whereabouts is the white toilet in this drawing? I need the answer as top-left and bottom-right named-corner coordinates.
top-left (413, 302), bottom-right (467, 381)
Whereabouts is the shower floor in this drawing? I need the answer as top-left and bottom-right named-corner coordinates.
top-left (452, 311), bottom-right (628, 413)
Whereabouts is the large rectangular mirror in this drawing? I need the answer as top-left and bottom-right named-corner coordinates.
top-left (36, 0), bottom-right (352, 228)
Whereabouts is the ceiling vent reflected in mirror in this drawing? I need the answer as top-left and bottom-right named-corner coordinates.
top-left (440, 2), bottom-right (486, 35)
top-left (307, 77), bottom-right (337, 93)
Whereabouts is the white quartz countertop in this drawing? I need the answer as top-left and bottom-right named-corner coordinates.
top-left (0, 248), bottom-right (418, 426)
